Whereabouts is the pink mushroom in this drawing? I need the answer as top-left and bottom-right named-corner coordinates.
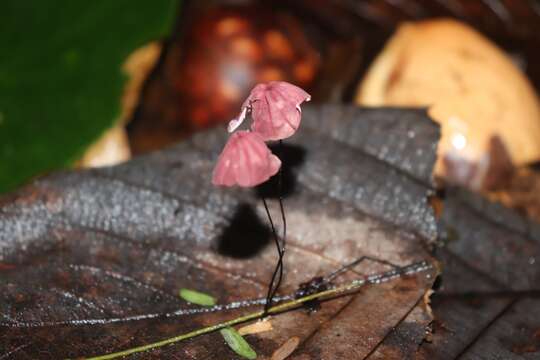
top-left (212, 131), bottom-right (281, 187)
top-left (228, 81), bottom-right (311, 141)
top-left (214, 81), bottom-right (309, 314)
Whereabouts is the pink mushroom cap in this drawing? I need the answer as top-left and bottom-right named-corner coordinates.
top-left (212, 131), bottom-right (282, 187)
top-left (228, 81), bottom-right (311, 141)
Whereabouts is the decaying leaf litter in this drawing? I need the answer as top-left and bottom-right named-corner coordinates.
top-left (2, 104), bottom-right (537, 359)
top-left (0, 105), bottom-right (439, 358)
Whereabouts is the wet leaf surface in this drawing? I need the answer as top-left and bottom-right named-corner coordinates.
top-left (416, 188), bottom-right (540, 359)
top-left (2, 104), bottom-right (540, 359)
top-left (0, 105), bottom-right (439, 359)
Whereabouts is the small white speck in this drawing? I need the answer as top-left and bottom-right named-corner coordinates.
top-left (451, 133), bottom-right (467, 150)
top-left (528, 257), bottom-right (536, 265)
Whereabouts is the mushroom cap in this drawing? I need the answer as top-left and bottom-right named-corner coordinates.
top-left (212, 130), bottom-right (281, 187)
top-left (252, 82), bottom-right (311, 141)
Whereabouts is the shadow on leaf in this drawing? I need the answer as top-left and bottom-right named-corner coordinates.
top-left (216, 203), bottom-right (271, 258)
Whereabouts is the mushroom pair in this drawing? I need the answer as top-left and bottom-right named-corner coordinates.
top-left (212, 81), bottom-right (310, 187)
top-left (212, 81), bottom-right (310, 313)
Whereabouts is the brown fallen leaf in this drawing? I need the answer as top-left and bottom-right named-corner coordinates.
top-left (0, 105), bottom-right (439, 359)
top-left (415, 187), bottom-right (540, 359)
top-left (487, 167), bottom-right (540, 223)
top-left (271, 336), bottom-right (300, 360)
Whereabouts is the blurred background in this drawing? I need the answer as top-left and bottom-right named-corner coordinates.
top-left (2, 0), bottom-right (540, 221)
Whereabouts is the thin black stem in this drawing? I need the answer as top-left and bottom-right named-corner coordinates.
top-left (262, 196), bottom-right (283, 314)
top-left (263, 140), bottom-right (288, 315)
top-left (271, 140), bottom-right (287, 305)
top-left (278, 140), bottom-right (286, 253)
top-left (271, 196), bottom-right (285, 307)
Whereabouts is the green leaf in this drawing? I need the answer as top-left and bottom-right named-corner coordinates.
top-left (0, 1), bottom-right (177, 193)
top-left (220, 327), bottom-right (257, 359)
top-left (179, 288), bottom-right (217, 307)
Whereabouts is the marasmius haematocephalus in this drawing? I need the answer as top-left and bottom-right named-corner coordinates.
top-left (227, 81), bottom-right (311, 140)
top-left (212, 131), bottom-right (281, 187)
top-left (213, 81), bottom-right (310, 314)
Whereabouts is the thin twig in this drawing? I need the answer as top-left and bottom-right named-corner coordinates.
top-left (83, 261), bottom-right (431, 360)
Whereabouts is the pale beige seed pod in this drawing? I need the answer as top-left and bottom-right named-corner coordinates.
top-left (356, 19), bottom-right (540, 189)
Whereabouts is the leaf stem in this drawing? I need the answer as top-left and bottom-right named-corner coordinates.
top-left (83, 261), bottom-right (431, 360)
